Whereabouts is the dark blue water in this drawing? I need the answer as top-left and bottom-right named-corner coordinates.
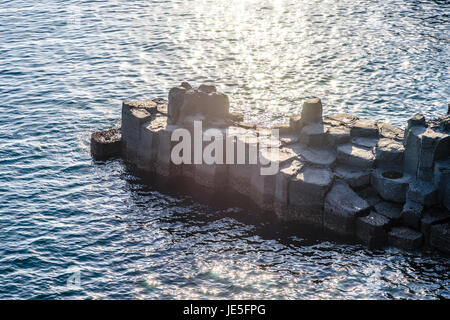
top-left (0, 0), bottom-right (449, 299)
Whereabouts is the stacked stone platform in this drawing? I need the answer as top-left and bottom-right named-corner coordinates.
top-left (91, 82), bottom-right (450, 254)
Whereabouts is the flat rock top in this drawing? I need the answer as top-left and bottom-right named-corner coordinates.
top-left (326, 114), bottom-right (358, 126)
top-left (337, 143), bottom-right (375, 160)
top-left (325, 181), bottom-right (370, 215)
top-left (430, 223), bottom-right (450, 237)
top-left (328, 126), bottom-right (350, 135)
top-left (374, 201), bottom-right (402, 220)
top-left (352, 136), bottom-right (379, 148)
top-left (295, 166), bottom-right (333, 186)
top-left (130, 107), bottom-right (153, 119)
top-left (377, 122), bottom-right (404, 140)
top-left (377, 138), bottom-right (404, 151)
top-left (297, 145), bottom-right (336, 167)
top-left (353, 119), bottom-right (378, 130)
top-left (123, 99), bottom-right (157, 110)
top-left (91, 128), bottom-right (121, 143)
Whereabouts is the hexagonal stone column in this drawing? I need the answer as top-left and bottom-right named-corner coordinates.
top-left (137, 114), bottom-right (167, 172)
top-left (337, 143), bottom-right (375, 169)
top-left (356, 212), bottom-right (390, 249)
top-left (371, 168), bottom-right (411, 203)
top-left (388, 227), bottom-right (423, 250)
top-left (273, 159), bottom-right (303, 219)
top-left (288, 166), bottom-right (334, 226)
top-left (324, 181), bottom-right (371, 238)
top-left (121, 103), bottom-right (154, 161)
top-left (250, 147), bottom-right (298, 211)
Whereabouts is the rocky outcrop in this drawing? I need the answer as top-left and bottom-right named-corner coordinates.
top-left (91, 82), bottom-right (450, 254)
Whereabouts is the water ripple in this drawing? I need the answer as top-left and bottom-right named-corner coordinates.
top-left (0, 0), bottom-right (449, 299)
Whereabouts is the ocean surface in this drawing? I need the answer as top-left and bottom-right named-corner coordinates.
top-left (0, 0), bottom-right (449, 299)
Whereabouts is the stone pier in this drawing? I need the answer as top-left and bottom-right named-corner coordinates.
top-left (91, 82), bottom-right (450, 254)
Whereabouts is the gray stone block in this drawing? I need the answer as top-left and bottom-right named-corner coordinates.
top-left (351, 119), bottom-right (378, 137)
top-left (371, 168), bottom-right (411, 203)
top-left (273, 159), bottom-right (303, 218)
top-left (337, 143), bottom-right (375, 169)
top-left (301, 98), bottom-right (323, 124)
top-left (407, 180), bottom-right (438, 207)
top-left (334, 165), bottom-right (370, 188)
top-left (288, 166), bottom-right (334, 225)
top-left (375, 138), bottom-right (404, 168)
top-left (356, 212), bottom-right (390, 249)
top-left (299, 123), bottom-right (328, 146)
top-left (325, 114), bottom-right (359, 127)
top-left (324, 181), bottom-right (371, 237)
top-left (194, 128), bottom-right (228, 189)
top-left (352, 137), bottom-right (379, 149)
top-left (168, 86), bottom-right (187, 123)
top-left (296, 145), bottom-right (336, 168)
top-left (388, 227), bottom-right (423, 250)
top-left (374, 200), bottom-right (402, 221)
top-left (154, 124), bottom-right (182, 177)
top-left (401, 201), bottom-right (424, 230)
top-left (434, 160), bottom-right (450, 210)
top-left (90, 128), bottom-right (122, 161)
top-left (289, 114), bottom-right (303, 133)
top-left (429, 223), bottom-right (450, 254)
top-left (136, 116), bottom-right (165, 172)
top-left (326, 126), bottom-right (351, 146)
top-left (198, 83), bottom-right (216, 93)
top-left (403, 125), bottom-right (426, 176)
top-left (418, 129), bottom-right (449, 182)
top-left (121, 106), bottom-right (154, 160)
top-left (421, 209), bottom-right (450, 243)
top-left (357, 187), bottom-right (383, 207)
top-left (250, 147), bottom-right (297, 210)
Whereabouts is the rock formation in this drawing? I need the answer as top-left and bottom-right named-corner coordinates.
top-left (91, 82), bottom-right (450, 254)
